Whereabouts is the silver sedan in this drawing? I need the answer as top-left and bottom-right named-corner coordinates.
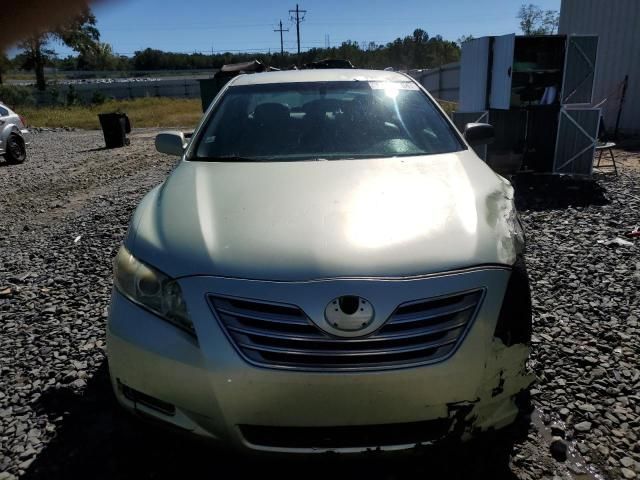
top-left (0, 103), bottom-right (29, 164)
top-left (107, 69), bottom-right (533, 453)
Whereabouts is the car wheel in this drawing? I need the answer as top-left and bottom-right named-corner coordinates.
top-left (4, 134), bottom-right (27, 164)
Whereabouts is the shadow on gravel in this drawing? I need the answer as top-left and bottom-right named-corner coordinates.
top-left (513, 173), bottom-right (610, 211)
top-left (24, 361), bottom-right (527, 480)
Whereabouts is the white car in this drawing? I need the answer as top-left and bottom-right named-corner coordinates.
top-left (0, 103), bottom-right (29, 164)
top-left (107, 69), bottom-right (533, 453)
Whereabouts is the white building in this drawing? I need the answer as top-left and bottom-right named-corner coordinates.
top-left (559, 0), bottom-right (640, 134)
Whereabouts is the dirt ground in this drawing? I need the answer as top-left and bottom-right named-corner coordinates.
top-left (0, 130), bottom-right (638, 480)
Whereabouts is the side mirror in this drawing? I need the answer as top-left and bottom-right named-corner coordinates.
top-left (463, 123), bottom-right (494, 146)
top-left (155, 131), bottom-right (186, 156)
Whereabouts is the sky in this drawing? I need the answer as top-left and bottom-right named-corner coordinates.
top-left (41, 0), bottom-right (561, 57)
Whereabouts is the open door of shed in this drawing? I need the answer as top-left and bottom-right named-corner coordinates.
top-left (489, 34), bottom-right (515, 110)
top-left (459, 38), bottom-right (491, 112)
top-left (553, 108), bottom-right (600, 175)
top-left (561, 35), bottom-right (598, 105)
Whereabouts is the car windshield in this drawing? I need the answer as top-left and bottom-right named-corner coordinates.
top-left (193, 80), bottom-right (464, 161)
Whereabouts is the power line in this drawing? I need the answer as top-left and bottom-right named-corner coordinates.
top-left (273, 20), bottom-right (289, 55)
top-left (100, 22), bottom-right (275, 32)
top-left (288, 4), bottom-right (307, 55)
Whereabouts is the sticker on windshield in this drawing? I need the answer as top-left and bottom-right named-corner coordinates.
top-left (368, 81), bottom-right (419, 91)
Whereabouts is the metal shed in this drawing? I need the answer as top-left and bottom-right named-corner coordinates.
top-left (455, 34), bottom-right (601, 175)
top-left (559, 0), bottom-right (640, 135)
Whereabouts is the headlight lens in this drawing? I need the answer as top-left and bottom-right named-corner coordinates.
top-left (113, 246), bottom-right (194, 335)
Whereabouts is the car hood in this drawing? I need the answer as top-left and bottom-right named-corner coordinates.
top-left (127, 151), bottom-right (522, 281)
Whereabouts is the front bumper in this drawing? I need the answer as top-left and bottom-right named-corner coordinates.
top-left (107, 267), bottom-right (533, 453)
top-left (20, 128), bottom-right (31, 146)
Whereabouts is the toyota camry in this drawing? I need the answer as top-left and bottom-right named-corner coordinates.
top-left (107, 68), bottom-right (533, 453)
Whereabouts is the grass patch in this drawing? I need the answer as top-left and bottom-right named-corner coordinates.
top-left (20, 97), bottom-right (203, 129)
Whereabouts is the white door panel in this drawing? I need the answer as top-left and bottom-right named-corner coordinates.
top-left (459, 38), bottom-right (490, 112)
top-left (489, 34), bottom-right (515, 110)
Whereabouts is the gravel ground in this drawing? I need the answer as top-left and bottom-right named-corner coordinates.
top-left (0, 130), bottom-right (639, 480)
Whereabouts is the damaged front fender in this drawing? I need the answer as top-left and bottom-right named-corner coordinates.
top-left (486, 175), bottom-right (526, 265)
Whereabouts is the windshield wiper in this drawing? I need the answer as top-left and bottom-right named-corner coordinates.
top-left (200, 155), bottom-right (262, 162)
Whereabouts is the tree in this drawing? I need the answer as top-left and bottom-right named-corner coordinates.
top-left (77, 42), bottom-right (118, 70)
top-left (18, 37), bottom-right (55, 91)
top-left (518, 4), bottom-right (559, 36)
top-left (412, 28), bottom-right (429, 44)
top-left (457, 35), bottom-right (475, 47)
top-left (0, 52), bottom-right (10, 84)
top-left (18, 8), bottom-right (99, 90)
top-left (542, 9), bottom-right (560, 34)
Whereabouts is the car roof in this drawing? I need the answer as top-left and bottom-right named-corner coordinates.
top-left (230, 68), bottom-right (411, 86)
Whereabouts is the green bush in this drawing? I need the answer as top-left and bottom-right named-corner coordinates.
top-left (90, 90), bottom-right (107, 105)
top-left (0, 85), bottom-right (36, 107)
top-left (66, 85), bottom-right (80, 106)
top-left (48, 85), bottom-right (61, 105)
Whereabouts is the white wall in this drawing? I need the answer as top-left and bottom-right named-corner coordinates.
top-left (416, 62), bottom-right (460, 102)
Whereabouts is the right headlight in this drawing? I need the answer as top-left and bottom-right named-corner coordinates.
top-left (113, 245), bottom-right (194, 335)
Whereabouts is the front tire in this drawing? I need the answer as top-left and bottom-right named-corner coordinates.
top-left (4, 134), bottom-right (26, 164)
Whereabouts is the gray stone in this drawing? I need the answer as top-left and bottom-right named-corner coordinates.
top-left (578, 403), bottom-right (597, 413)
top-left (550, 423), bottom-right (565, 438)
top-left (574, 421), bottom-right (592, 432)
top-left (71, 378), bottom-right (87, 389)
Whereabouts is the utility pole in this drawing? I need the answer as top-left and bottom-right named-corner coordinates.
top-left (274, 20), bottom-right (289, 55)
top-left (289, 4), bottom-right (307, 55)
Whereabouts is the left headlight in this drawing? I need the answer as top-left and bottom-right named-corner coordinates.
top-left (113, 245), bottom-right (194, 335)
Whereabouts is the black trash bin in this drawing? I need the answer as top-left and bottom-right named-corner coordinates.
top-left (98, 113), bottom-right (131, 148)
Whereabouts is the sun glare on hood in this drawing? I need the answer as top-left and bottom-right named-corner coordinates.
top-left (345, 157), bottom-right (477, 249)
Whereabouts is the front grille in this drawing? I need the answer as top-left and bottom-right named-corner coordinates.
top-left (239, 418), bottom-right (452, 449)
top-left (209, 290), bottom-right (483, 371)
